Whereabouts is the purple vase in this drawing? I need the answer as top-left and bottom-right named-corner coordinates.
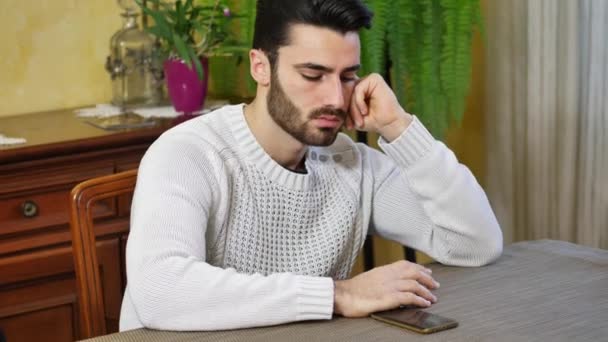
top-left (164, 57), bottom-right (209, 113)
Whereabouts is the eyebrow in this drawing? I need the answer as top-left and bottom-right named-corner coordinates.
top-left (294, 63), bottom-right (361, 73)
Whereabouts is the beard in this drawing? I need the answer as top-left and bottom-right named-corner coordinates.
top-left (266, 71), bottom-right (346, 146)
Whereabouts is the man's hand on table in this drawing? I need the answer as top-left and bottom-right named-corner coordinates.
top-left (333, 260), bottom-right (440, 317)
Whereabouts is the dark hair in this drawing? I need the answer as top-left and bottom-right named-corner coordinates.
top-left (253, 0), bottom-right (373, 65)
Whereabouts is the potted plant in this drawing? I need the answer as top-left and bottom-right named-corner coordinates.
top-left (136, 0), bottom-right (248, 113)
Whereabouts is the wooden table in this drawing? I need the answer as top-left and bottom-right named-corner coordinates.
top-left (83, 240), bottom-right (608, 341)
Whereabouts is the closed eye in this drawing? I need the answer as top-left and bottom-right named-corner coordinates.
top-left (302, 74), bottom-right (323, 82)
top-left (301, 74), bottom-right (357, 83)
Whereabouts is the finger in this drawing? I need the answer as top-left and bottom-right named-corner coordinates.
top-left (346, 94), bottom-right (358, 130)
top-left (394, 261), bottom-right (439, 289)
top-left (394, 261), bottom-right (430, 278)
top-left (345, 115), bottom-right (354, 130)
top-left (413, 262), bottom-right (433, 275)
top-left (354, 81), bottom-right (368, 117)
top-left (348, 93), bottom-right (363, 129)
top-left (415, 269), bottom-right (440, 290)
top-left (396, 292), bottom-right (432, 308)
top-left (350, 80), bottom-right (367, 128)
top-left (395, 280), bottom-right (437, 303)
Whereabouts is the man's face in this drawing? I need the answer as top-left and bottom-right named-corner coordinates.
top-left (266, 24), bottom-right (361, 146)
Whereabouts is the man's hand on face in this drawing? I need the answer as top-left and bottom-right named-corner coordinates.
top-left (347, 73), bottom-right (414, 142)
top-left (333, 260), bottom-right (440, 317)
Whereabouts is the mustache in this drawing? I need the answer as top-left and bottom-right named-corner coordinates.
top-left (309, 107), bottom-right (347, 121)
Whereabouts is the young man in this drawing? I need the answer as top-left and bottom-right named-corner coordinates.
top-left (119, 0), bottom-right (502, 332)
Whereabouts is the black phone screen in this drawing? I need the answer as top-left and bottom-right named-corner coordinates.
top-left (371, 308), bottom-right (458, 334)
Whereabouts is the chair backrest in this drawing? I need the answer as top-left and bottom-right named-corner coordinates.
top-left (69, 169), bottom-right (137, 339)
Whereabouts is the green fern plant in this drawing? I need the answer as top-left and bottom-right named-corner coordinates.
top-left (362, 0), bottom-right (483, 138)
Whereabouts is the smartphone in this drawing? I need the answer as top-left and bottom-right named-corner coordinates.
top-left (371, 307), bottom-right (458, 334)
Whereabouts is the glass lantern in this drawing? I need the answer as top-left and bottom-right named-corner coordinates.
top-left (106, 0), bottom-right (164, 109)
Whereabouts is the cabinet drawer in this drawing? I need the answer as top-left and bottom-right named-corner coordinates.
top-left (0, 189), bottom-right (116, 237)
top-left (0, 161), bottom-right (114, 195)
top-left (0, 161), bottom-right (116, 237)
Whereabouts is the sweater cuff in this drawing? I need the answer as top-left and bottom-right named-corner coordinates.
top-left (378, 115), bottom-right (435, 168)
top-left (294, 276), bottom-right (334, 321)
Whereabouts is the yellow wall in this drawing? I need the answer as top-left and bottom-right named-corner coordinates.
top-left (0, 1), bottom-right (120, 117)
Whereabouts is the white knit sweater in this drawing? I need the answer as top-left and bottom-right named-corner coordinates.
top-left (119, 104), bottom-right (502, 331)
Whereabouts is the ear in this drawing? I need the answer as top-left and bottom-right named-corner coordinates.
top-left (249, 49), bottom-right (272, 86)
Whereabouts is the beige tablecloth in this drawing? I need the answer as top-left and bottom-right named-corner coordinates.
top-left (85, 240), bottom-right (608, 341)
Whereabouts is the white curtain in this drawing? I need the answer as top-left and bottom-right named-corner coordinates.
top-left (485, 0), bottom-right (608, 248)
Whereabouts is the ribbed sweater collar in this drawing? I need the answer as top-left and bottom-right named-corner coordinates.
top-left (225, 104), bottom-right (314, 191)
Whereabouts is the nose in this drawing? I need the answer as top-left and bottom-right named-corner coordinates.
top-left (323, 76), bottom-right (347, 109)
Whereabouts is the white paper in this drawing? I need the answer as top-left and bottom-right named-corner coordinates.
top-left (0, 134), bottom-right (27, 146)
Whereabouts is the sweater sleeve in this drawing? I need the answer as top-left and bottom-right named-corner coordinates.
top-left (368, 116), bottom-right (503, 266)
top-left (125, 131), bottom-right (333, 331)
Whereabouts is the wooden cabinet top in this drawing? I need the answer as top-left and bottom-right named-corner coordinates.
top-left (0, 107), bottom-right (174, 165)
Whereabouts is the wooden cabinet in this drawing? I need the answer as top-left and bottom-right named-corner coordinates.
top-left (0, 108), bottom-right (173, 342)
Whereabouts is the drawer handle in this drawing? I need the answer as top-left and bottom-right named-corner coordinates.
top-left (21, 200), bottom-right (39, 218)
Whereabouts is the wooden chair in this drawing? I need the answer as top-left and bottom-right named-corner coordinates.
top-left (69, 169), bottom-right (137, 339)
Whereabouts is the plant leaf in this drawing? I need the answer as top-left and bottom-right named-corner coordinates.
top-left (173, 33), bottom-right (193, 67)
top-left (189, 48), bottom-right (204, 80)
top-left (146, 25), bottom-right (171, 41)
